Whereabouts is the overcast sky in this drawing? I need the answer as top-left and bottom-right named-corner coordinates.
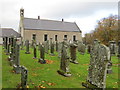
top-left (0, 0), bottom-right (118, 36)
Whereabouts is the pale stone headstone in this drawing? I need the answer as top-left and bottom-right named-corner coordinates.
top-left (13, 44), bottom-right (21, 74)
top-left (70, 42), bottom-right (78, 64)
top-left (82, 40), bottom-right (110, 89)
top-left (78, 41), bottom-right (86, 55)
top-left (57, 40), bottom-right (71, 77)
top-left (109, 41), bottom-right (116, 55)
top-left (25, 40), bottom-right (30, 54)
top-left (21, 66), bottom-right (28, 88)
top-left (38, 44), bottom-right (46, 64)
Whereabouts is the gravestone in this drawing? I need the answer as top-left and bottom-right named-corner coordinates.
top-left (4, 37), bottom-right (8, 53)
top-left (21, 66), bottom-right (28, 89)
top-left (78, 41), bottom-right (86, 55)
top-left (87, 44), bottom-right (91, 54)
top-left (44, 40), bottom-right (49, 54)
top-left (13, 44), bottom-right (21, 74)
top-left (55, 41), bottom-right (58, 52)
top-left (6, 43), bottom-right (10, 55)
top-left (9, 37), bottom-right (17, 66)
top-left (8, 36), bottom-right (14, 60)
top-left (109, 41), bottom-right (116, 55)
top-left (118, 41), bottom-right (120, 58)
top-left (33, 43), bottom-right (37, 59)
top-left (58, 42), bottom-right (62, 58)
top-left (82, 40), bottom-right (110, 89)
top-left (38, 44), bottom-right (46, 64)
top-left (50, 38), bottom-right (55, 56)
top-left (70, 42), bottom-right (78, 64)
top-left (2, 37), bottom-right (5, 49)
top-left (25, 40), bottom-right (30, 54)
top-left (57, 41), bottom-right (71, 77)
top-left (21, 41), bottom-right (24, 50)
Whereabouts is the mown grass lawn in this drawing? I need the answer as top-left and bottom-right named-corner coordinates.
top-left (2, 45), bottom-right (119, 88)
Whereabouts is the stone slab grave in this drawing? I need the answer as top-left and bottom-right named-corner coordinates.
top-left (25, 40), bottom-right (30, 54)
top-left (58, 42), bottom-right (62, 58)
top-left (118, 40), bottom-right (120, 58)
top-left (38, 43), bottom-right (46, 64)
top-left (13, 43), bottom-right (21, 74)
top-left (109, 41), bottom-right (116, 55)
top-left (9, 37), bottom-right (17, 66)
top-left (55, 41), bottom-right (58, 52)
top-left (50, 38), bottom-right (55, 56)
top-left (8, 36), bottom-right (14, 61)
top-left (82, 40), bottom-right (110, 89)
top-left (70, 42), bottom-right (78, 64)
top-left (33, 43), bottom-right (37, 59)
top-left (43, 40), bottom-right (49, 54)
top-left (20, 41), bottom-right (24, 50)
top-left (57, 40), bottom-right (71, 77)
top-left (17, 66), bottom-right (28, 89)
top-left (78, 41), bottom-right (86, 55)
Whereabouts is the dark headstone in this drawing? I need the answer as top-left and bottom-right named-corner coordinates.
top-left (38, 44), bottom-right (46, 64)
top-left (70, 42), bottom-right (78, 64)
top-left (25, 40), bottom-right (30, 54)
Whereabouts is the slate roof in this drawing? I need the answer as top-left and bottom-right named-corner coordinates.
top-left (23, 17), bottom-right (81, 32)
top-left (0, 28), bottom-right (20, 37)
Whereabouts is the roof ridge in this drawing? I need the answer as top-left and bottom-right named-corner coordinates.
top-left (24, 17), bottom-right (74, 24)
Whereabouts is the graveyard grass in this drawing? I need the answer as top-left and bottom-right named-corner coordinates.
top-left (2, 45), bottom-right (118, 88)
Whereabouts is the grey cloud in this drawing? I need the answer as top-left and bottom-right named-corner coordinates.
top-left (44, 2), bottom-right (117, 18)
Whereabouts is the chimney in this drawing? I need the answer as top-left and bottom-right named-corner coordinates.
top-left (38, 16), bottom-right (40, 19)
top-left (62, 18), bottom-right (64, 22)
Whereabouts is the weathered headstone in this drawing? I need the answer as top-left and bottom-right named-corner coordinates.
top-left (33, 43), bottom-right (37, 59)
top-left (78, 41), bottom-right (86, 55)
top-left (38, 44), bottom-right (46, 64)
top-left (13, 44), bottom-right (21, 74)
top-left (8, 36), bottom-right (14, 60)
top-left (109, 41), bottom-right (116, 55)
top-left (82, 40), bottom-right (110, 89)
top-left (21, 66), bottom-right (28, 89)
top-left (57, 41), bottom-right (71, 77)
top-left (55, 41), bottom-right (58, 52)
top-left (70, 42), bottom-right (78, 64)
top-left (58, 42), bottom-right (62, 58)
top-left (50, 38), bottom-right (55, 56)
top-left (25, 40), bottom-right (30, 54)
top-left (44, 40), bottom-right (49, 54)
top-left (9, 37), bottom-right (17, 66)
top-left (87, 44), bottom-right (91, 54)
top-left (21, 41), bottom-right (24, 50)
top-left (118, 40), bottom-right (120, 58)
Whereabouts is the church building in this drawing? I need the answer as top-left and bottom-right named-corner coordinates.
top-left (19, 8), bottom-right (82, 43)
